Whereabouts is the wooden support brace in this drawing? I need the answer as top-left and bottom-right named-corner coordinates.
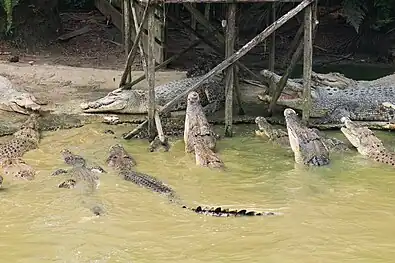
top-left (160, 0), bottom-right (314, 115)
top-left (119, 1), bottom-right (150, 88)
top-left (147, 4), bottom-right (156, 138)
top-left (177, 3), bottom-right (267, 85)
top-left (123, 38), bottom-right (203, 89)
top-left (131, 0), bottom-right (148, 78)
top-left (302, 3), bottom-right (313, 122)
top-left (123, 0), bottom-right (132, 82)
top-left (268, 1), bottom-right (318, 114)
top-left (269, 2), bottom-right (276, 71)
top-left (281, 23), bottom-right (303, 68)
top-left (224, 3), bottom-right (237, 137)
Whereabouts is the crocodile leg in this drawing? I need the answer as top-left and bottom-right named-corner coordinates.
top-left (58, 179), bottom-right (77, 189)
top-left (51, 169), bottom-right (69, 176)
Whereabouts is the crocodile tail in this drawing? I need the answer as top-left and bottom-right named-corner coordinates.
top-left (181, 205), bottom-right (278, 217)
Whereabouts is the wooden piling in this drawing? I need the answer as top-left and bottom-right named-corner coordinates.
top-left (123, 0), bottom-right (132, 82)
top-left (131, 0), bottom-right (148, 78)
top-left (269, 2), bottom-right (276, 71)
top-left (302, 3), bottom-right (313, 122)
top-left (224, 3), bottom-right (236, 137)
top-left (147, 4), bottom-right (156, 138)
top-left (119, 1), bottom-right (150, 88)
top-left (160, 0), bottom-right (314, 115)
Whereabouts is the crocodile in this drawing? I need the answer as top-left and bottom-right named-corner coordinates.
top-left (340, 117), bottom-right (395, 166)
top-left (258, 70), bottom-right (395, 125)
top-left (80, 58), bottom-right (225, 115)
top-left (52, 149), bottom-right (106, 216)
top-left (106, 144), bottom-right (278, 217)
top-left (0, 75), bottom-right (46, 115)
top-left (284, 108), bottom-right (330, 166)
top-left (184, 91), bottom-right (223, 169)
top-left (255, 116), bottom-right (352, 152)
top-left (0, 113), bottom-right (41, 181)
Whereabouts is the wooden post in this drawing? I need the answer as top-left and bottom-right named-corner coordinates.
top-left (123, 0), bottom-right (132, 82)
top-left (165, 12), bottom-right (267, 85)
top-left (224, 3), bottom-right (237, 137)
top-left (268, 1), bottom-right (318, 113)
top-left (302, 3), bottom-right (313, 122)
top-left (204, 4), bottom-right (210, 20)
top-left (147, 4), bottom-right (156, 138)
top-left (131, 0), bottom-right (148, 78)
top-left (119, 1), bottom-right (150, 88)
top-left (234, 24), bottom-right (245, 116)
top-left (160, 0), bottom-right (314, 115)
top-left (269, 2), bottom-right (276, 71)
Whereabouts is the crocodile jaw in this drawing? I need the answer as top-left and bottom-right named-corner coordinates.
top-left (80, 89), bottom-right (147, 114)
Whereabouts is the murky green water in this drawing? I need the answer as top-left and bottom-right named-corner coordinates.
top-left (2, 123), bottom-right (395, 263)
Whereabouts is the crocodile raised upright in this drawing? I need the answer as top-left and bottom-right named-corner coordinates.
top-left (106, 144), bottom-right (279, 217)
top-left (52, 149), bottom-right (106, 215)
top-left (255, 116), bottom-right (352, 152)
top-left (0, 113), bottom-right (41, 181)
top-left (340, 117), bottom-right (395, 167)
top-left (259, 70), bottom-right (395, 125)
top-left (284, 108), bottom-right (330, 166)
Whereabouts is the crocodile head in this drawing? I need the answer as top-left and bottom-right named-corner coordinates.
top-left (60, 149), bottom-right (86, 167)
top-left (106, 144), bottom-right (137, 171)
top-left (80, 88), bottom-right (148, 114)
top-left (255, 116), bottom-right (275, 138)
top-left (340, 117), bottom-right (386, 156)
top-left (284, 108), bottom-right (330, 166)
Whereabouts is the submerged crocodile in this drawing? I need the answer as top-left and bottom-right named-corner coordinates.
top-left (0, 75), bottom-right (45, 115)
top-left (255, 116), bottom-right (352, 152)
top-left (284, 108), bottom-right (330, 166)
top-left (0, 114), bottom-right (41, 181)
top-left (259, 70), bottom-right (395, 125)
top-left (80, 60), bottom-right (225, 115)
top-left (52, 149), bottom-right (106, 215)
top-left (340, 117), bottom-right (395, 166)
top-left (106, 144), bottom-right (278, 217)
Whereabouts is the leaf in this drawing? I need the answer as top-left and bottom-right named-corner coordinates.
top-left (342, 0), bottom-right (367, 33)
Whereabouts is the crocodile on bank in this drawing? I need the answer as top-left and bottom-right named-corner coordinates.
top-left (52, 149), bottom-right (106, 216)
top-left (0, 113), bottom-right (41, 181)
top-left (255, 116), bottom-right (352, 152)
top-left (106, 144), bottom-right (278, 217)
top-left (258, 70), bottom-right (395, 125)
top-left (80, 59), bottom-right (225, 115)
top-left (0, 75), bottom-right (46, 115)
top-left (284, 108), bottom-right (330, 166)
top-left (340, 117), bottom-right (395, 166)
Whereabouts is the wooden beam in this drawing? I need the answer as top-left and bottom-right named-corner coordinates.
top-left (160, 0), bottom-right (314, 114)
top-left (124, 0), bottom-right (132, 82)
top-left (224, 3), bottom-right (237, 137)
top-left (95, 0), bottom-right (123, 30)
top-left (302, 3), bottom-right (313, 122)
top-left (269, 2), bottom-right (276, 71)
top-left (131, 0), bottom-right (148, 78)
top-left (119, 1), bottom-right (150, 88)
top-left (147, 5), bottom-right (156, 138)
top-left (138, 0), bottom-right (304, 3)
top-left (165, 11), bottom-right (267, 85)
top-left (123, 38), bottom-right (203, 89)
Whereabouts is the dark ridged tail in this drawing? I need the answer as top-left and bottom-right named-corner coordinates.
top-left (182, 205), bottom-right (279, 217)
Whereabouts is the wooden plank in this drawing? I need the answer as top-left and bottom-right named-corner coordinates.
top-left (302, 3), bottom-right (312, 122)
top-left (138, 0), bottom-right (303, 3)
top-left (224, 3), bottom-right (236, 137)
top-left (95, 0), bottom-right (165, 63)
top-left (123, 0), bottom-right (132, 82)
top-left (57, 26), bottom-right (91, 41)
top-left (160, 0), bottom-right (314, 114)
top-left (147, 5), bottom-right (156, 138)
top-left (95, 0), bottom-right (123, 30)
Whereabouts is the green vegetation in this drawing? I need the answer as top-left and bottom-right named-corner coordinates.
top-left (0, 0), bottom-right (19, 35)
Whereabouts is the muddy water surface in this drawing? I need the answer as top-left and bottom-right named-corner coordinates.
top-left (1, 124), bottom-right (395, 263)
